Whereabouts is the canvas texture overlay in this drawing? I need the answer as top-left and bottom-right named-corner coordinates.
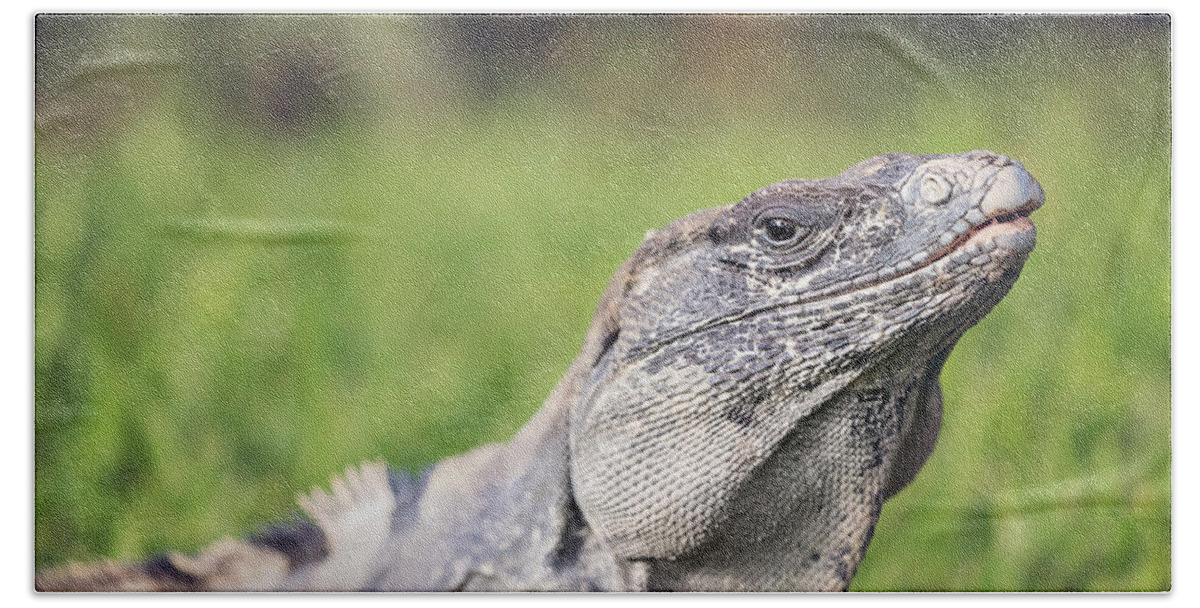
top-left (34, 14), bottom-right (1170, 591)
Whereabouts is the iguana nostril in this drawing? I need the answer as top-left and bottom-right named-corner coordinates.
top-left (920, 174), bottom-right (951, 204)
top-left (980, 163), bottom-right (1043, 217)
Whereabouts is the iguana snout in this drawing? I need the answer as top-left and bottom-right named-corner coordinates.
top-left (903, 155), bottom-right (1043, 270)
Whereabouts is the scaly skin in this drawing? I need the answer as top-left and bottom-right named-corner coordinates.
top-left (37, 150), bottom-right (1042, 592)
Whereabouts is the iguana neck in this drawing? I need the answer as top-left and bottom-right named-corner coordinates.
top-left (371, 344), bottom-right (644, 591)
top-left (643, 356), bottom-right (931, 591)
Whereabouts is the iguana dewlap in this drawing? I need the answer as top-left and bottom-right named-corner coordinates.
top-left (37, 151), bottom-right (1043, 592)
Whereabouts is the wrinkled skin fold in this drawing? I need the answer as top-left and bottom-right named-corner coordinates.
top-left (38, 151), bottom-right (1042, 592)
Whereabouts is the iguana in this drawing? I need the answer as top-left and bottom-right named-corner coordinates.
top-left (36, 150), bottom-right (1043, 592)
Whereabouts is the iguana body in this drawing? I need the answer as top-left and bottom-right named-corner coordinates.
top-left (37, 150), bottom-right (1043, 592)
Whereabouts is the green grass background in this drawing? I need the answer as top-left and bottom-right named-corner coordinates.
top-left (34, 14), bottom-right (1170, 591)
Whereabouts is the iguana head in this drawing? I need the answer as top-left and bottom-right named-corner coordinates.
top-left (568, 150), bottom-right (1043, 559)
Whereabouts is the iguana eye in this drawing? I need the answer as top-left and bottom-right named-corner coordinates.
top-left (731, 197), bottom-right (844, 269)
top-left (756, 216), bottom-right (811, 248)
top-left (764, 218), bottom-right (797, 242)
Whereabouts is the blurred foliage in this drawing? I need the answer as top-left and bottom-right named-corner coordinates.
top-left (33, 14), bottom-right (1169, 590)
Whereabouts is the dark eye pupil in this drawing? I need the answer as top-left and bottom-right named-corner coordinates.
top-left (764, 217), bottom-right (798, 243)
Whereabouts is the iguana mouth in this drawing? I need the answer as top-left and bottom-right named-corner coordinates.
top-left (919, 199), bottom-right (1040, 271)
top-left (827, 189), bottom-right (1042, 306)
